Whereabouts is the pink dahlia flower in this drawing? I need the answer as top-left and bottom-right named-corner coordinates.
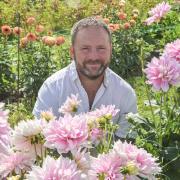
top-left (40, 109), bottom-right (56, 121)
top-left (59, 94), bottom-right (81, 115)
top-left (27, 156), bottom-right (81, 180)
top-left (0, 141), bottom-right (10, 155)
top-left (0, 103), bottom-right (11, 153)
top-left (89, 152), bottom-right (123, 179)
top-left (113, 140), bottom-right (161, 178)
top-left (11, 119), bottom-right (46, 158)
top-left (89, 128), bottom-right (104, 145)
top-left (43, 114), bottom-right (88, 153)
top-left (0, 151), bottom-right (34, 178)
top-left (145, 1), bottom-right (171, 25)
top-left (89, 105), bottom-right (120, 119)
top-left (71, 148), bottom-right (91, 175)
top-left (144, 55), bottom-right (180, 91)
top-left (163, 39), bottom-right (180, 63)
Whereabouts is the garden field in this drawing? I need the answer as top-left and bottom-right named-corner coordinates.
top-left (0, 0), bottom-right (180, 179)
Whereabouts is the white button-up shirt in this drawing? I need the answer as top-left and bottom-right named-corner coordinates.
top-left (33, 61), bottom-right (137, 138)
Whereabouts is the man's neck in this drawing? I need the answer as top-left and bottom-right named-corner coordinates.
top-left (78, 73), bottom-right (104, 109)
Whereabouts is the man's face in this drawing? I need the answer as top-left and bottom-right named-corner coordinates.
top-left (71, 26), bottom-right (112, 80)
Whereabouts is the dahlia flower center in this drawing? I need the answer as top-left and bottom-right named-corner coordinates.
top-left (28, 133), bottom-right (44, 144)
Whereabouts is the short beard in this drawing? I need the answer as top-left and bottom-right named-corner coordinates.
top-left (74, 58), bottom-right (109, 80)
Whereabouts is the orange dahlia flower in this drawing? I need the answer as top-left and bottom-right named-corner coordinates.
top-left (26, 32), bottom-right (37, 42)
top-left (1, 25), bottom-right (12, 36)
top-left (26, 17), bottom-right (36, 25)
top-left (13, 27), bottom-right (23, 36)
top-left (123, 22), bottom-right (131, 30)
top-left (36, 25), bottom-right (44, 33)
top-left (56, 36), bottom-right (65, 46)
top-left (42, 36), bottom-right (56, 46)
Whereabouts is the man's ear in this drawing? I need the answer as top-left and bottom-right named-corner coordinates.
top-left (70, 46), bottom-right (74, 59)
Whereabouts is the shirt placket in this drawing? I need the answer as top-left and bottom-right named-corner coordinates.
top-left (75, 78), bottom-right (90, 112)
top-left (91, 83), bottom-right (106, 110)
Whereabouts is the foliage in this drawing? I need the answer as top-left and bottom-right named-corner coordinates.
top-left (0, 36), bottom-right (16, 101)
top-left (0, 12), bottom-right (71, 102)
top-left (127, 88), bottom-right (180, 179)
top-left (100, 0), bottom-right (180, 78)
top-left (7, 102), bottom-right (34, 128)
top-left (126, 39), bottom-right (180, 179)
top-left (20, 42), bottom-right (70, 100)
top-left (0, 0), bottom-right (104, 30)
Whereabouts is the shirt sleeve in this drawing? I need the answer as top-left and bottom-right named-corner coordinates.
top-left (115, 89), bottom-right (137, 138)
top-left (32, 81), bottom-right (59, 118)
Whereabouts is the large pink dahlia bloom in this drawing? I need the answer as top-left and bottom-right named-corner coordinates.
top-left (43, 114), bottom-right (88, 153)
top-left (89, 152), bottom-right (123, 179)
top-left (163, 39), bottom-right (180, 63)
top-left (0, 151), bottom-right (34, 178)
top-left (113, 140), bottom-right (161, 178)
top-left (144, 55), bottom-right (180, 91)
top-left (27, 156), bottom-right (81, 180)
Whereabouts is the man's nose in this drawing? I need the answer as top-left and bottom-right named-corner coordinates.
top-left (88, 49), bottom-right (99, 60)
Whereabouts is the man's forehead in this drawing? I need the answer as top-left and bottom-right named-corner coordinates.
top-left (75, 26), bottom-right (110, 42)
top-left (77, 26), bottom-right (107, 34)
top-left (73, 26), bottom-right (112, 46)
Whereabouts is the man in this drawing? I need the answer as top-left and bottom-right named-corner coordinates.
top-left (33, 17), bottom-right (137, 138)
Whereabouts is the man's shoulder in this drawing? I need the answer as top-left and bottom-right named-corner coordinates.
top-left (45, 64), bottom-right (71, 85)
top-left (108, 69), bottom-right (135, 94)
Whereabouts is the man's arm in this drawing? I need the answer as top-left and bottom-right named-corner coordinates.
top-left (33, 82), bottom-right (59, 118)
top-left (115, 89), bottom-right (137, 139)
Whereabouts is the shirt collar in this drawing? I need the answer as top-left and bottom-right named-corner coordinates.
top-left (69, 60), bottom-right (110, 87)
top-left (69, 60), bottom-right (78, 81)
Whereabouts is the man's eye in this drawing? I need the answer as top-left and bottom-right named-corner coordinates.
top-left (81, 48), bottom-right (89, 52)
top-left (98, 47), bottom-right (105, 50)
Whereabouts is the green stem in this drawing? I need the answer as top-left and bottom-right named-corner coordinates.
top-left (103, 122), bottom-right (108, 153)
top-left (16, 12), bottom-right (21, 109)
top-left (159, 92), bottom-right (163, 148)
top-left (34, 144), bottom-right (38, 158)
top-left (139, 41), bottom-right (156, 124)
top-left (163, 90), bottom-right (170, 136)
top-left (48, 47), bottom-right (51, 74)
top-left (107, 125), bottom-right (114, 151)
top-left (41, 144), bottom-right (43, 160)
top-left (3, 36), bottom-right (7, 49)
